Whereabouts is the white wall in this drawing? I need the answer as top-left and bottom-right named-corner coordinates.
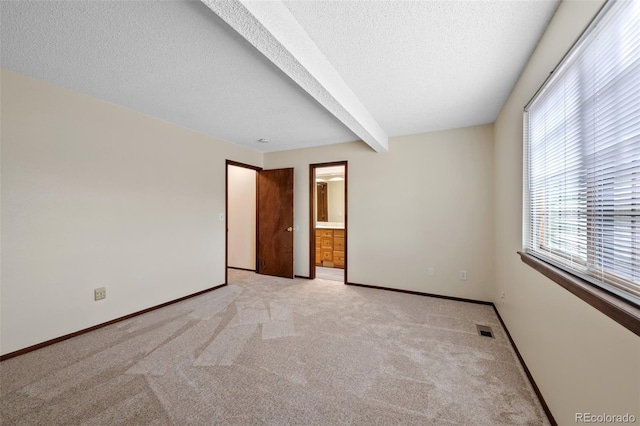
top-left (266, 124), bottom-right (495, 301)
top-left (0, 69), bottom-right (262, 355)
top-left (227, 165), bottom-right (256, 270)
top-left (327, 180), bottom-right (344, 223)
top-left (493, 1), bottom-right (640, 423)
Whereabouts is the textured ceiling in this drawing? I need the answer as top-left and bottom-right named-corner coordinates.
top-left (283, 0), bottom-right (560, 136)
top-left (0, 1), bottom-right (357, 153)
top-left (203, 0), bottom-right (389, 152)
top-left (0, 0), bottom-right (559, 153)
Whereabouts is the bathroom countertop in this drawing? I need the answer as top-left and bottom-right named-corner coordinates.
top-left (316, 222), bottom-right (344, 229)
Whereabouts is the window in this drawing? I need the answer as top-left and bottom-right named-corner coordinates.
top-left (524, 0), bottom-right (640, 307)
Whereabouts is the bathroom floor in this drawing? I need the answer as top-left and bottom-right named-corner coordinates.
top-left (316, 266), bottom-right (344, 282)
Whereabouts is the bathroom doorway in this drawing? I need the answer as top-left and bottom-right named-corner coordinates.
top-left (309, 162), bottom-right (347, 283)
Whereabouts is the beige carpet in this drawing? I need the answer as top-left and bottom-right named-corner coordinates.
top-left (1, 269), bottom-right (550, 425)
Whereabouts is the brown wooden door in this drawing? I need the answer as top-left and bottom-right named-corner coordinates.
top-left (257, 168), bottom-right (294, 278)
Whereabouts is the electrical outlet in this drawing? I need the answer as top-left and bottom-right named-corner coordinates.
top-left (94, 287), bottom-right (106, 301)
top-left (459, 270), bottom-right (467, 281)
top-left (427, 267), bottom-right (434, 276)
top-left (501, 292), bottom-right (506, 302)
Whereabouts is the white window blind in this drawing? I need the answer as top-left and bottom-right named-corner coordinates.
top-left (524, 0), bottom-right (640, 306)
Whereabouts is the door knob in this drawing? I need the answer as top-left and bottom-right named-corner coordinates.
top-left (286, 227), bottom-right (293, 232)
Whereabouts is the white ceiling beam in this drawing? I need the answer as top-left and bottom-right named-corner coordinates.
top-left (201, 0), bottom-right (389, 153)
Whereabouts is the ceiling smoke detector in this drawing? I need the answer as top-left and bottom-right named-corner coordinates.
top-left (257, 138), bottom-right (270, 144)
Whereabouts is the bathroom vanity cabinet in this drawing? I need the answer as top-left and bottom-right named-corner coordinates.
top-left (315, 228), bottom-right (344, 268)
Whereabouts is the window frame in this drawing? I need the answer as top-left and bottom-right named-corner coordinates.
top-left (521, 0), bottom-right (640, 336)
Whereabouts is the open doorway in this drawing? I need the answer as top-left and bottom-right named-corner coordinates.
top-left (226, 161), bottom-right (259, 282)
top-left (309, 162), bottom-right (347, 283)
top-left (226, 160), bottom-right (295, 283)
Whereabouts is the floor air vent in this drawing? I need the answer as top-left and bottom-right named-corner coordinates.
top-left (476, 324), bottom-right (494, 338)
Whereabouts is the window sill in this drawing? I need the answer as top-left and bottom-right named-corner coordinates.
top-left (517, 251), bottom-right (640, 337)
